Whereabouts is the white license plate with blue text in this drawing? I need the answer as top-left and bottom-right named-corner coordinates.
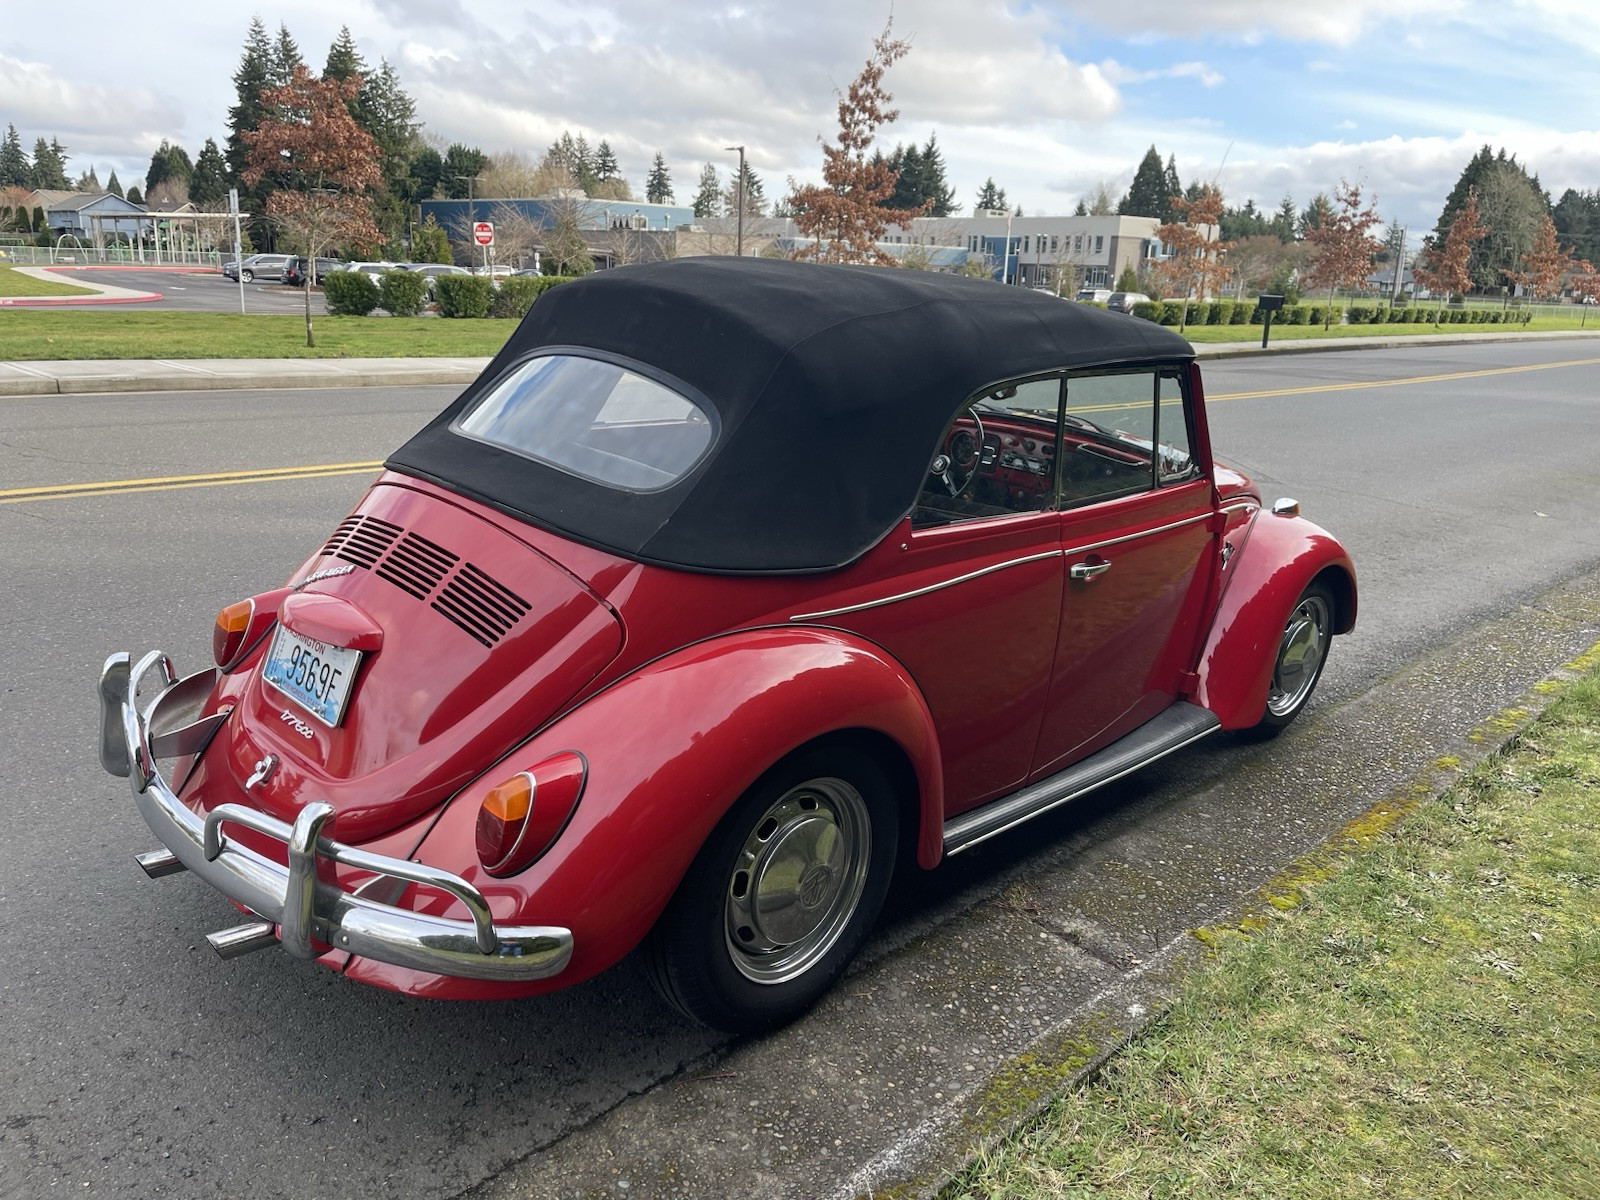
top-left (262, 626), bottom-right (363, 727)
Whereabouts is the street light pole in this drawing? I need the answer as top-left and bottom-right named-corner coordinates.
top-left (725, 145), bottom-right (745, 257)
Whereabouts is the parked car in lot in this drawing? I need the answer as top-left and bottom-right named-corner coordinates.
top-left (333, 261), bottom-right (404, 280)
top-left (398, 262), bottom-right (472, 295)
top-left (1107, 290), bottom-right (1151, 313)
top-left (283, 256), bottom-right (347, 287)
top-left (1076, 286), bottom-right (1112, 303)
top-left (99, 259), bottom-right (1355, 1033)
top-left (223, 253), bottom-right (292, 283)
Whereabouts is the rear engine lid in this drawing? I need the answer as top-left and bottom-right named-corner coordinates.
top-left (221, 482), bottom-right (622, 842)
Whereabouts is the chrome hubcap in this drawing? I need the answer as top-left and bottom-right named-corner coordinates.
top-left (1267, 594), bottom-right (1330, 717)
top-left (724, 778), bottom-right (871, 985)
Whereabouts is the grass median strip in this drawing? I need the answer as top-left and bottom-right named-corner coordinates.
top-left (0, 460), bottom-right (386, 503)
top-left (944, 665), bottom-right (1600, 1200)
top-left (0, 310), bottom-right (516, 359)
top-left (0, 265), bottom-right (96, 298)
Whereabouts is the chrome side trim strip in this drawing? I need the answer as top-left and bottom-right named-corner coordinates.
top-left (788, 549), bottom-right (1063, 622)
top-left (1061, 510), bottom-right (1214, 559)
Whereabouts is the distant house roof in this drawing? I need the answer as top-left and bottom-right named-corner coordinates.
top-left (39, 190), bottom-right (147, 215)
top-left (144, 200), bottom-right (198, 214)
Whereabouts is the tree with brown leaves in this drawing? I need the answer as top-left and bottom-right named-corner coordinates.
top-left (1569, 265), bottom-right (1600, 326)
top-left (1303, 179), bottom-right (1385, 329)
top-left (1412, 190), bottom-right (1486, 319)
top-left (1155, 183), bottom-right (1228, 332)
top-left (244, 64), bottom-right (380, 346)
top-left (1510, 213), bottom-right (1586, 301)
top-left (787, 19), bottom-right (927, 266)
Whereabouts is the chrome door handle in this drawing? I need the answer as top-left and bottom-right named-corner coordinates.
top-left (1070, 560), bottom-right (1111, 580)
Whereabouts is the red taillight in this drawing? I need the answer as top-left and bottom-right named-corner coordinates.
top-left (212, 600), bottom-right (254, 668)
top-left (474, 752), bottom-right (586, 877)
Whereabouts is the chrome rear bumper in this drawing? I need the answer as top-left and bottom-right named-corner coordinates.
top-left (99, 651), bottom-right (574, 983)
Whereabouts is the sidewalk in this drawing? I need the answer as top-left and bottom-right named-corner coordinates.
top-left (0, 329), bottom-right (1596, 397)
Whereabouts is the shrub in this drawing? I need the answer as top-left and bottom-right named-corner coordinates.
top-left (1346, 304), bottom-right (1373, 324)
top-left (1130, 300), bottom-right (1162, 322)
top-left (1284, 304), bottom-right (1310, 325)
top-left (1249, 305), bottom-right (1265, 324)
top-left (322, 269), bottom-right (379, 316)
top-left (1229, 301), bottom-right (1249, 325)
top-left (1207, 301), bottom-right (1232, 325)
top-left (378, 269), bottom-right (429, 317)
top-left (1159, 300), bottom-right (1184, 325)
top-left (1307, 305), bottom-right (1328, 326)
top-left (435, 273), bottom-right (495, 318)
top-left (489, 274), bottom-right (575, 319)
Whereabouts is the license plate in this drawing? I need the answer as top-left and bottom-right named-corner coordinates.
top-left (261, 626), bottom-right (363, 728)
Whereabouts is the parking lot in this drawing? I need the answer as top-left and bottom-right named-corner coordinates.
top-left (46, 267), bottom-right (330, 314)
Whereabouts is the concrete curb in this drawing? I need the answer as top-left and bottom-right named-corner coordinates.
top-left (1, 330), bottom-right (1594, 398)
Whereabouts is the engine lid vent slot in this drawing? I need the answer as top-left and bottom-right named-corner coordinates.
top-left (431, 563), bottom-right (533, 648)
top-left (376, 532), bottom-right (460, 600)
top-left (323, 515), bottom-right (403, 569)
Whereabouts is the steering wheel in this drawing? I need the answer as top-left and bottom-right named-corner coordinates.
top-left (930, 407), bottom-right (987, 497)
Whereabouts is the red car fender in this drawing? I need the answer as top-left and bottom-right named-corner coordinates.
top-left (1193, 510), bottom-right (1357, 729)
top-left (382, 626), bottom-right (943, 997)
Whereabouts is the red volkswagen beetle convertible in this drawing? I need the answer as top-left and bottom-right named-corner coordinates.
top-left (99, 259), bottom-right (1355, 1032)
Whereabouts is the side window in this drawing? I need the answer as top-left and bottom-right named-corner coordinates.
top-left (1060, 371), bottom-right (1157, 505)
top-left (1156, 372), bottom-right (1199, 484)
top-left (912, 376), bottom-right (1061, 528)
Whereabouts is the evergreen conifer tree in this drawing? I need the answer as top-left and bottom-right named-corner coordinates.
top-left (1117, 145), bottom-right (1167, 218)
top-left (31, 138), bottom-right (69, 189)
top-left (920, 133), bottom-right (957, 216)
top-left (271, 23), bottom-right (303, 88)
top-left (645, 153), bottom-right (673, 204)
top-left (190, 139), bottom-right (229, 208)
top-left (0, 125), bottom-right (29, 187)
top-left (1161, 155), bottom-right (1182, 221)
top-left (593, 140), bottom-right (620, 182)
top-left (692, 164), bottom-right (720, 218)
top-left (1274, 195), bottom-right (1298, 242)
top-left (106, 169), bottom-right (123, 198)
top-left (887, 143), bottom-right (923, 211)
top-left (126, 186), bottom-right (143, 205)
top-left (324, 26), bottom-right (363, 81)
top-left (974, 178), bottom-right (1006, 213)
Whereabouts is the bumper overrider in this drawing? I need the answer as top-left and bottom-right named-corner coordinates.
top-left (98, 651), bottom-right (574, 982)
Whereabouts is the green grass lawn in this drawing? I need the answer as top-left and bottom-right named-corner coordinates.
top-left (0, 310), bottom-right (516, 359)
top-left (945, 662), bottom-right (1600, 1200)
top-left (0, 264), bottom-right (96, 298)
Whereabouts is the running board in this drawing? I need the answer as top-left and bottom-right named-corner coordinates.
top-left (942, 701), bottom-right (1221, 857)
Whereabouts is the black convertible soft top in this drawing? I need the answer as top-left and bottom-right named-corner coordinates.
top-left (388, 256), bottom-right (1194, 573)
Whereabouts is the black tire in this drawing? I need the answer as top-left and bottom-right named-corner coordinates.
top-left (643, 743), bottom-right (899, 1034)
top-left (241, 268), bottom-right (254, 282)
top-left (1252, 580), bottom-right (1335, 736)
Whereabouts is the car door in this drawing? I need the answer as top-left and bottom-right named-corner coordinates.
top-left (1031, 366), bottom-right (1217, 776)
top-left (835, 376), bottom-right (1066, 813)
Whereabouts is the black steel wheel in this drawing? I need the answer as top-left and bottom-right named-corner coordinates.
top-left (643, 743), bottom-right (899, 1034)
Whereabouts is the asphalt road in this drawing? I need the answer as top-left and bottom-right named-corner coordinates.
top-left (3, 339), bottom-right (1600, 1198)
top-left (47, 267), bottom-right (328, 314)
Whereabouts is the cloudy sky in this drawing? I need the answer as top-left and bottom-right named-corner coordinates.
top-left (4, 0), bottom-right (1598, 231)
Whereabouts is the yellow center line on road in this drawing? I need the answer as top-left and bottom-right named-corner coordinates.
top-left (6, 355), bottom-right (1598, 505)
top-left (0, 460), bottom-right (385, 504)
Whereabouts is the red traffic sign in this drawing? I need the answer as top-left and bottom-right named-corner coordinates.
top-left (472, 221), bottom-right (494, 246)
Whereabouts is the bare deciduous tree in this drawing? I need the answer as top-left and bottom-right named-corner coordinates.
top-left (1155, 183), bottom-right (1228, 331)
top-left (787, 18), bottom-right (926, 265)
top-left (1413, 190), bottom-right (1486, 316)
top-left (1303, 179), bottom-right (1384, 328)
top-left (244, 64), bottom-right (380, 346)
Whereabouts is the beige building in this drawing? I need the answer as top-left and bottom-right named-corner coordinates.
top-left (890, 213), bottom-right (1168, 290)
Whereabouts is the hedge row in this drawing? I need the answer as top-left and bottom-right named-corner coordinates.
top-left (1126, 300), bottom-right (1539, 329)
top-left (323, 269), bottom-right (576, 318)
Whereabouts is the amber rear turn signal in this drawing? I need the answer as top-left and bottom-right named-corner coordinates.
top-left (212, 600), bottom-right (254, 669)
top-left (475, 752), bottom-right (587, 877)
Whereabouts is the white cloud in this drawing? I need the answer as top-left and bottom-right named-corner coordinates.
top-left (1100, 59), bottom-right (1224, 88)
top-left (1052, 0), bottom-right (1465, 45)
